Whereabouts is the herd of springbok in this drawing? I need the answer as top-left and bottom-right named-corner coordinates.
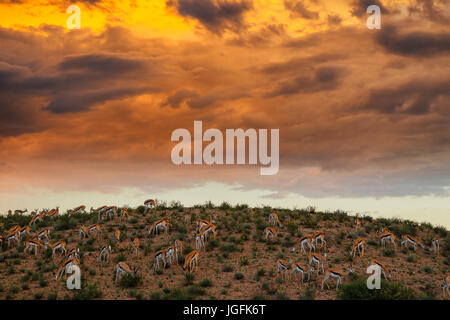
top-left (1, 204), bottom-right (448, 298)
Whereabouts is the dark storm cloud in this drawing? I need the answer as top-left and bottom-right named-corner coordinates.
top-left (409, 0), bottom-right (450, 24)
top-left (284, 0), bottom-right (320, 20)
top-left (166, 0), bottom-right (253, 34)
top-left (350, 0), bottom-right (389, 17)
top-left (266, 66), bottom-right (346, 97)
top-left (376, 26), bottom-right (450, 57)
top-left (360, 78), bottom-right (450, 115)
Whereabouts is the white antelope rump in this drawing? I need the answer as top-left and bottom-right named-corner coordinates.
top-left (307, 252), bottom-right (327, 275)
top-left (68, 205), bottom-right (86, 216)
top-left (379, 232), bottom-right (396, 248)
top-left (25, 239), bottom-right (44, 256)
top-left (292, 235), bottom-right (315, 254)
top-left (97, 245), bottom-right (112, 262)
top-left (312, 231), bottom-right (327, 249)
top-left (369, 259), bottom-right (392, 280)
top-left (144, 199), bottom-right (156, 213)
top-left (14, 209), bottom-right (28, 215)
top-left (165, 246), bottom-right (176, 266)
top-left (154, 249), bottom-right (167, 270)
top-left (48, 241), bottom-right (67, 257)
top-left (269, 212), bottom-right (283, 227)
top-left (195, 232), bottom-right (206, 251)
top-left (132, 238), bottom-right (140, 256)
top-left (431, 238), bottom-right (440, 254)
top-left (183, 250), bottom-right (199, 273)
top-left (400, 235), bottom-right (424, 251)
top-left (350, 237), bottom-right (366, 258)
top-left (276, 259), bottom-right (290, 279)
top-left (148, 219), bottom-right (170, 235)
top-left (115, 262), bottom-right (138, 281)
top-left (264, 227), bottom-right (278, 241)
top-left (55, 257), bottom-right (79, 280)
top-left (442, 276), bottom-right (449, 297)
top-left (292, 262), bottom-right (312, 283)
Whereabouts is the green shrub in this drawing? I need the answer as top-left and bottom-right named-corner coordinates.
top-left (338, 277), bottom-right (417, 300)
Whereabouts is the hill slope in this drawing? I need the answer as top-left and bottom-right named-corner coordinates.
top-left (0, 204), bottom-right (448, 300)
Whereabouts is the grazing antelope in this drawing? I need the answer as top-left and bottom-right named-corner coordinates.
top-left (115, 229), bottom-right (121, 242)
top-left (322, 267), bottom-right (347, 290)
top-left (29, 213), bottom-right (44, 226)
top-left (292, 262), bottom-right (312, 283)
top-left (132, 237), bottom-right (140, 256)
top-left (183, 250), bottom-right (199, 273)
top-left (46, 207), bottom-right (59, 217)
top-left (442, 276), bottom-right (449, 297)
top-left (97, 245), bottom-right (112, 262)
top-left (6, 232), bottom-right (19, 247)
top-left (148, 219), bottom-right (170, 235)
top-left (87, 224), bottom-right (101, 235)
top-left (30, 209), bottom-right (39, 216)
top-left (154, 249), bottom-right (167, 270)
top-left (196, 219), bottom-right (213, 232)
top-left (90, 206), bottom-right (107, 214)
top-left (14, 209), bottom-right (28, 215)
top-left (79, 226), bottom-right (89, 239)
top-left (400, 235), bottom-right (424, 251)
top-left (277, 259), bottom-right (290, 279)
top-left (105, 206), bottom-right (117, 220)
top-left (37, 228), bottom-right (51, 241)
top-left (68, 205), bottom-right (86, 216)
top-left (55, 257), bottom-right (79, 280)
top-left (377, 227), bottom-right (390, 236)
top-left (431, 238), bottom-right (440, 254)
top-left (115, 262), bottom-right (137, 281)
top-left (144, 199), bottom-right (156, 213)
top-left (379, 231), bottom-right (396, 248)
top-left (369, 259), bottom-right (391, 280)
top-left (120, 208), bottom-right (129, 219)
top-left (185, 215), bottom-right (191, 224)
top-left (174, 240), bottom-right (183, 264)
top-left (292, 235), bottom-right (315, 254)
top-left (48, 241), bottom-right (66, 257)
top-left (312, 231), bottom-right (327, 249)
top-left (199, 223), bottom-right (216, 240)
top-left (350, 238), bottom-right (366, 258)
top-left (25, 239), bottom-right (44, 256)
top-left (18, 226), bottom-right (31, 241)
top-left (7, 225), bottom-right (20, 234)
top-left (307, 252), bottom-right (327, 275)
top-left (264, 227), bottom-right (278, 241)
top-left (269, 212), bottom-right (283, 227)
top-left (355, 218), bottom-right (361, 229)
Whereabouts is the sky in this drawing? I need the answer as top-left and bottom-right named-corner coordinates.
top-left (0, 0), bottom-right (449, 227)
